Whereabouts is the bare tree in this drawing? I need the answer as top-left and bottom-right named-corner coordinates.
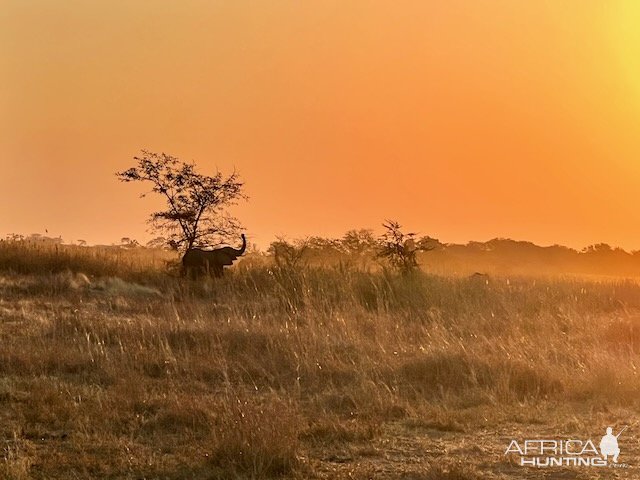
top-left (341, 229), bottom-right (377, 255)
top-left (339, 229), bottom-right (377, 270)
top-left (377, 220), bottom-right (434, 274)
top-left (116, 151), bottom-right (246, 251)
top-left (269, 237), bottom-right (310, 269)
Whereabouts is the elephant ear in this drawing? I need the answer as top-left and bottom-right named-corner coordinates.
top-left (218, 252), bottom-right (237, 266)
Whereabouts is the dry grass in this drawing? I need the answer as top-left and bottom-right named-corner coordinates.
top-left (1, 241), bottom-right (640, 478)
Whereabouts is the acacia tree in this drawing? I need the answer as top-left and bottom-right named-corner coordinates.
top-left (116, 151), bottom-right (246, 251)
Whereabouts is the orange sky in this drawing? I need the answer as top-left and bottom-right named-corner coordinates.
top-left (1, 1), bottom-right (640, 249)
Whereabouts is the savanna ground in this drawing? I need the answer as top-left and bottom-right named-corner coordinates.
top-left (2, 241), bottom-right (640, 479)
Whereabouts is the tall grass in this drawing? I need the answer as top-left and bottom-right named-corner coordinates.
top-left (0, 239), bottom-right (175, 280)
top-left (1, 241), bottom-right (640, 478)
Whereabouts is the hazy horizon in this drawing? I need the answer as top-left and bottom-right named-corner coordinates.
top-left (3, 1), bottom-right (640, 250)
top-left (6, 226), bottom-right (640, 255)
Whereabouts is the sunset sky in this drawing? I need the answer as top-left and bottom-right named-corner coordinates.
top-left (2, 1), bottom-right (640, 249)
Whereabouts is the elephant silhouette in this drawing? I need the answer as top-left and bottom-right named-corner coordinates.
top-left (182, 234), bottom-right (246, 278)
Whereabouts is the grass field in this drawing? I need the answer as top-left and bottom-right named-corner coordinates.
top-left (1, 241), bottom-right (640, 479)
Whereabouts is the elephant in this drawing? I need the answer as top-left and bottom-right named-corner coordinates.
top-left (182, 234), bottom-right (246, 278)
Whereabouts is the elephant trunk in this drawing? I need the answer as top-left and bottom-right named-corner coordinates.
top-left (236, 234), bottom-right (247, 256)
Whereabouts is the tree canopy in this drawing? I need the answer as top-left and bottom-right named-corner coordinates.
top-left (116, 150), bottom-right (246, 251)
